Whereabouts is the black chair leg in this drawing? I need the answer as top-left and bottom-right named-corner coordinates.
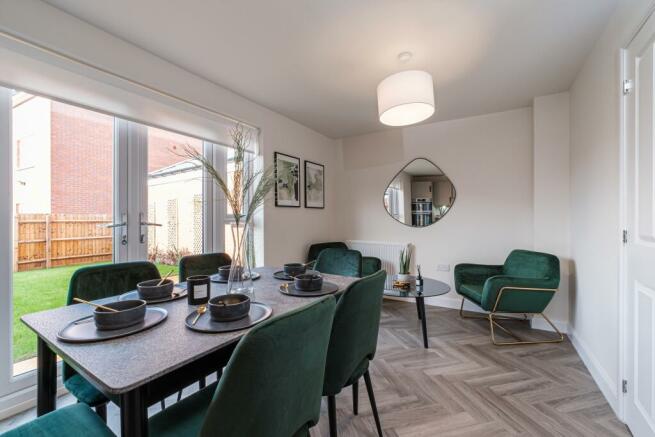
top-left (364, 370), bottom-right (383, 437)
top-left (328, 395), bottom-right (337, 437)
top-left (177, 389), bottom-right (183, 402)
top-left (95, 403), bottom-right (107, 423)
top-left (353, 380), bottom-right (359, 415)
top-left (199, 377), bottom-right (206, 389)
top-left (160, 400), bottom-right (166, 410)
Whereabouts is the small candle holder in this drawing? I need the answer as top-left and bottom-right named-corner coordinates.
top-left (187, 275), bottom-right (210, 306)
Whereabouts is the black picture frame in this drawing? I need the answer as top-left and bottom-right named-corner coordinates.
top-left (274, 152), bottom-right (301, 207)
top-left (304, 160), bottom-right (325, 209)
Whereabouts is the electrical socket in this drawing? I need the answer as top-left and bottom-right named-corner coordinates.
top-left (437, 264), bottom-right (450, 272)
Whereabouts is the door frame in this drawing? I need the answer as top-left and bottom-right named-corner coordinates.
top-left (619, 4), bottom-right (655, 425)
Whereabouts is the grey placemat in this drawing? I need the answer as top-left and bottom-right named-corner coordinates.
top-left (57, 307), bottom-right (168, 343)
top-left (118, 286), bottom-right (187, 304)
top-left (278, 281), bottom-right (339, 297)
top-left (185, 302), bottom-right (272, 333)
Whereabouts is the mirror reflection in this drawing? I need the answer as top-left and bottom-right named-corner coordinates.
top-left (383, 158), bottom-right (456, 227)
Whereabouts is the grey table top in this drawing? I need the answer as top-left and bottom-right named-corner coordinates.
top-left (383, 277), bottom-right (450, 298)
top-left (21, 267), bottom-right (357, 395)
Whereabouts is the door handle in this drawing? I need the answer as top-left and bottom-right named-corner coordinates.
top-left (99, 214), bottom-right (128, 245)
top-left (140, 212), bottom-right (162, 244)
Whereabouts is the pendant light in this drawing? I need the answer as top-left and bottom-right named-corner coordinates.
top-left (377, 53), bottom-right (435, 127)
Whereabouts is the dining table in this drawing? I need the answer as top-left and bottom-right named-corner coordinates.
top-left (21, 267), bottom-right (357, 437)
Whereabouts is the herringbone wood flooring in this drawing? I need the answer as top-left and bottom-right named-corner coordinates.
top-left (310, 300), bottom-right (630, 437)
top-left (0, 301), bottom-right (629, 436)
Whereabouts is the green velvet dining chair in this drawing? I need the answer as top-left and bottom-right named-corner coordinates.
top-left (178, 252), bottom-right (231, 282)
top-left (306, 242), bottom-right (348, 264)
top-left (454, 249), bottom-right (563, 345)
top-left (323, 269), bottom-right (387, 437)
top-left (148, 295), bottom-right (337, 437)
top-left (361, 256), bottom-right (382, 277)
top-left (0, 403), bottom-right (114, 437)
top-left (64, 261), bottom-right (161, 420)
top-left (314, 248), bottom-right (362, 278)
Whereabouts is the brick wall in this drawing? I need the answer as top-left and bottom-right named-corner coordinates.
top-left (48, 101), bottom-right (203, 215)
top-left (50, 101), bottom-right (113, 215)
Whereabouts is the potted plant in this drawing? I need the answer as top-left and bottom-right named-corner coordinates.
top-left (398, 247), bottom-right (412, 281)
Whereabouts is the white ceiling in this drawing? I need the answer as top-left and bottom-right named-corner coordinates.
top-left (43, 0), bottom-right (617, 139)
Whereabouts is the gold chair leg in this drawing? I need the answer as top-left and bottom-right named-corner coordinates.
top-left (489, 312), bottom-right (564, 346)
top-left (459, 298), bottom-right (527, 321)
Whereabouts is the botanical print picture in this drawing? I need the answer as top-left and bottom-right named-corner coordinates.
top-left (304, 160), bottom-right (324, 209)
top-left (274, 152), bottom-right (300, 207)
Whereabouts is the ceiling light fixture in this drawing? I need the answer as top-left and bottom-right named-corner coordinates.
top-left (377, 53), bottom-right (435, 127)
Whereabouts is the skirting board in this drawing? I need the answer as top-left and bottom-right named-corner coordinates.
top-left (568, 329), bottom-right (621, 419)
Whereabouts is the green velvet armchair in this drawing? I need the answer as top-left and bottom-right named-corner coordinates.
top-left (454, 249), bottom-right (563, 345)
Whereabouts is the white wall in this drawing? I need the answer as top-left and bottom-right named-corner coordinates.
top-left (533, 92), bottom-right (571, 330)
top-left (337, 108), bottom-right (540, 314)
top-left (0, 0), bottom-right (341, 267)
top-left (569, 0), bottom-right (654, 416)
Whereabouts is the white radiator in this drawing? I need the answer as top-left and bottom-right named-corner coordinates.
top-left (346, 240), bottom-right (408, 287)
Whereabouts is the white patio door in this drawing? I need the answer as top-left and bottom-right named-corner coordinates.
top-left (624, 15), bottom-right (655, 436)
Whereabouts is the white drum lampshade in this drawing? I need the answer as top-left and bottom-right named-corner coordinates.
top-left (377, 70), bottom-right (435, 127)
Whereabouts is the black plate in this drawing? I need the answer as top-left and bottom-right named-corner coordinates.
top-left (278, 281), bottom-right (339, 297)
top-left (118, 286), bottom-right (187, 304)
top-left (210, 271), bottom-right (261, 283)
top-left (185, 302), bottom-right (272, 333)
top-left (57, 307), bottom-right (168, 343)
top-left (273, 269), bottom-right (319, 281)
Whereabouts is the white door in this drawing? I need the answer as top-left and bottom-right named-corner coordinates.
top-left (624, 14), bottom-right (655, 436)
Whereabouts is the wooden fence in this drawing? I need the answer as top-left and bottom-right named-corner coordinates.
top-left (14, 213), bottom-right (113, 272)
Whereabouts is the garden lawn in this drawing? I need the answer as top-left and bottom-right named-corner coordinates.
top-left (12, 262), bottom-right (177, 363)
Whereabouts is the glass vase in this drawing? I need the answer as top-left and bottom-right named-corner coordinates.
top-left (226, 221), bottom-right (255, 300)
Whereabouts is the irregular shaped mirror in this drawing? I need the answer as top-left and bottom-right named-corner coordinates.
top-left (383, 158), bottom-right (456, 227)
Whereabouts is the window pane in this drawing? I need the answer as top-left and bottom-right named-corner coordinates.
top-left (146, 127), bottom-right (204, 278)
top-left (12, 92), bottom-right (114, 374)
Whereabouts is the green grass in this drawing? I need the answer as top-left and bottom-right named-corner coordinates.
top-left (12, 262), bottom-right (178, 363)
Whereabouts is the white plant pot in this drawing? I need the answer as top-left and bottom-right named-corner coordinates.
top-left (396, 273), bottom-right (412, 282)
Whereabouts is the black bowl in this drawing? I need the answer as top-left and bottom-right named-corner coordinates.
top-left (208, 294), bottom-right (251, 322)
top-left (294, 273), bottom-right (324, 291)
top-left (283, 263), bottom-right (307, 277)
top-left (137, 279), bottom-right (174, 300)
top-left (218, 264), bottom-right (243, 281)
top-left (93, 300), bottom-right (146, 331)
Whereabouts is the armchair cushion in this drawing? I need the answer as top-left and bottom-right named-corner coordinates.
top-left (481, 276), bottom-right (557, 313)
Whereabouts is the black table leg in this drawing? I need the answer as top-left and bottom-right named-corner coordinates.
top-left (415, 298), bottom-right (422, 320)
top-left (37, 338), bottom-right (56, 416)
top-left (121, 386), bottom-right (147, 437)
top-left (416, 296), bottom-right (429, 348)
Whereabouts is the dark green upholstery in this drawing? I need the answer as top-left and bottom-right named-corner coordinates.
top-left (361, 256), bottom-right (382, 277)
top-left (0, 403), bottom-right (114, 437)
top-left (66, 261), bottom-right (161, 305)
top-left (315, 248), bottom-right (362, 278)
top-left (149, 296), bottom-right (337, 437)
top-left (178, 253), bottom-right (231, 281)
top-left (64, 261), bottom-right (161, 407)
top-left (306, 242), bottom-right (347, 263)
top-left (454, 249), bottom-right (560, 313)
top-left (323, 270), bottom-right (386, 396)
